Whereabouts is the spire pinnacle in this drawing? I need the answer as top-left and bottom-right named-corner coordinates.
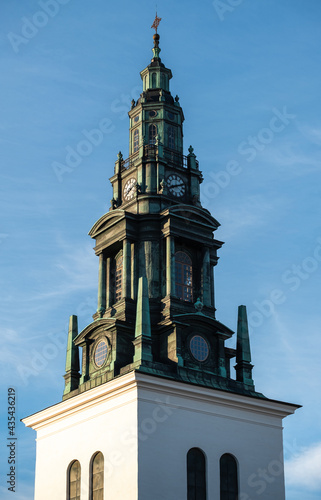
top-left (235, 305), bottom-right (254, 388)
top-left (133, 276), bottom-right (153, 364)
top-left (63, 315), bottom-right (80, 397)
top-left (151, 12), bottom-right (162, 60)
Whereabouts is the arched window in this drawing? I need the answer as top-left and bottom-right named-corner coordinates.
top-left (67, 460), bottom-right (81, 500)
top-left (168, 125), bottom-right (175, 149)
top-left (152, 72), bottom-right (157, 88)
top-left (220, 454), bottom-right (238, 500)
top-left (90, 452), bottom-right (104, 500)
top-left (111, 254), bottom-right (123, 303)
top-left (175, 251), bottom-right (193, 302)
top-left (115, 255), bottom-right (123, 302)
top-left (149, 124), bottom-right (158, 145)
top-left (187, 448), bottom-right (207, 500)
top-left (133, 129), bottom-right (139, 153)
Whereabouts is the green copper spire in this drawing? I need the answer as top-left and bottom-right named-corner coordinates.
top-left (235, 305), bottom-right (254, 388)
top-left (63, 315), bottom-right (80, 396)
top-left (133, 276), bottom-right (153, 364)
top-left (61, 22), bottom-right (266, 402)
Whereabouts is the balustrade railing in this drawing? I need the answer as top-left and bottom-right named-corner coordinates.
top-left (121, 146), bottom-right (199, 170)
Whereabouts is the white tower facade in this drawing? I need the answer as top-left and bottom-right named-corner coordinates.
top-left (23, 372), bottom-right (298, 500)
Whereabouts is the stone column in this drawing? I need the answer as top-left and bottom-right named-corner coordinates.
top-left (210, 264), bottom-right (215, 310)
top-left (202, 248), bottom-right (211, 306)
top-left (123, 239), bottom-right (131, 299)
top-left (106, 257), bottom-right (111, 308)
top-left (131, 243), bottom-right (136, 300)
top-left (97, 253), bottom-right (106, 315)
top-left (79, 342), bottom-right (89, 385)
top-left (166, 236), bottom-right (175, 296)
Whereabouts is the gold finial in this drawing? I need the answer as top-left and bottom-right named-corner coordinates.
top-left (151, 12), bottom-right (162, 34)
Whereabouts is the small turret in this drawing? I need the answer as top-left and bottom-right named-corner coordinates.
top-left (140, 31), bottom-right (173, 93)
top-left (63, 315), bottom-right (80, 396)
top-left (235, 305), bottom-right (254, 389)
top-left (133, 276), bottom-right (153, 365)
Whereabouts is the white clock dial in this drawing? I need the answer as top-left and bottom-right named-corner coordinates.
top-left (167, 174), bottom-right (186, 197)
top-left (123, 178), bottom-right (136, 201)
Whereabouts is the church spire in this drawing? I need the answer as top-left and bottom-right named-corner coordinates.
top-left (62, 22), bottom-right (260, 401)
top-left (235, 305), bottom-right (254, 388)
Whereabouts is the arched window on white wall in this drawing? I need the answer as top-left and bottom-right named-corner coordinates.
top-left (220, 453), bottom-right (238, 500)
top-left (187, 448), bottom-right (207, 500)
top-left (90, 452), bottom-right (104, 500)
top-left (67, 460), bottom-right (81, 500)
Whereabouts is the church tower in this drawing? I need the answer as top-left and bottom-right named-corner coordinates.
top-left (23, 18), bottom-right (299, 500)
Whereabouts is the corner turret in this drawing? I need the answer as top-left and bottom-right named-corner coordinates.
top-left (63, 315), bottom-right (80, 396)
top-left (235, 305), bottom-right (254, 389)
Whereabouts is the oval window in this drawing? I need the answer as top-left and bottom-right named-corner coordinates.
top-left (94, 339), bottom-right (108, 367)
top-left (190, 335), bottom-right (209, 362)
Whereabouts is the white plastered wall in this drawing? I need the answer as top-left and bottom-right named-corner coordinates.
top-left (25, 375), bottom-right (139, 500)
top-left (24, 372), bottom-right (298, 500)
top-left (136, 376), bottom-right (297, 500)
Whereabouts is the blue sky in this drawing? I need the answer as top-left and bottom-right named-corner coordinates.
top-left (0, 0), bottom-right (320, 498)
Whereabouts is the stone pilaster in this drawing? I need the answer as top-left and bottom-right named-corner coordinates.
top-left (97, 253), bottom-right (106, 316)
top-left (166, 235), bottom-right (175, 296)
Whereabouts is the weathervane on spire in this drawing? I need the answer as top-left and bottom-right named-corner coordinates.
top-left (151, 11), bottom-right (162, 34)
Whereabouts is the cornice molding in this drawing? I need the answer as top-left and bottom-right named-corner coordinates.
top-left (23, 372), bottom-right (300, 432)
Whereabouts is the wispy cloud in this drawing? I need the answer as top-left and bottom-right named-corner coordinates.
top-left (261, 142), bottom-right (321, 175)
top-left (285, 441), bottom-right (321, 491)
top-left (216, 193), bottom-right (287, 240)
top-left (297, 123), bottom-right (321, 146)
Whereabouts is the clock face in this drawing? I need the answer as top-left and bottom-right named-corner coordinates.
top-left (124, 178), bottom-right (136, 201)
top-left (167, 174), bottom-right (186, 197)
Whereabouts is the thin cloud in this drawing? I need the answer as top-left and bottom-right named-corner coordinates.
top-left (216, 194), bottom-right (287, 240)
top-left (297, 123), bottom-right (321, 146)
top-left (285, 441), bottom-right (321, 491)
